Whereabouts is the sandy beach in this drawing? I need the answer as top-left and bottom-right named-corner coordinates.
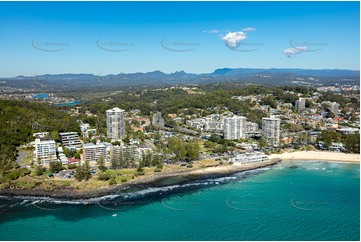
top-left (269, 151), bottom-right (360, 163)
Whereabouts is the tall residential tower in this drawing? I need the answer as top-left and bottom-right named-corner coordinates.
top-left (262, 116), bottom-right (281, 147)
top-left (106, 107), bottom-right (125, 140)
top-left (223, 116), bottom-right (246, 140)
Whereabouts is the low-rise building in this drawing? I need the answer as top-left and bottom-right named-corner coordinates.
top-left (230, 152), bottom-right (269, 164)
top-left (34, 138), bottom-right (57, 166)
top-left (82, 143), bottom-right (107, 162)
top-left (59, 132), bottom-right (82, 148)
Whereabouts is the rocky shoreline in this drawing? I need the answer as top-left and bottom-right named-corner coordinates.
top-left (0, 158), bottom-right (281, 200)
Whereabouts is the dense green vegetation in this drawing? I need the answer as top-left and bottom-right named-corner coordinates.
top-left (0, 100), bottom-right (80, 186)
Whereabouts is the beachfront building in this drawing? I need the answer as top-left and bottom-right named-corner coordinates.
top-left (34, 138), bottom-right (57, 165)
top-left (59, 132), bottom-right (82, 148)
top-left (262, 116), bottom-right (281, 147)
top-left (111, 145), bottom-right (152, 162)
top-left (223, 116), bottom-right (246, 140)
top-left (230, 152), bottom-right (269, 164)
top-left (106, 107), bottom-right (126, 140)
top-left (82, 143), bottom-right (107, 162)
top-left (295, 98), bottom-right (306, 112)
top-left (245, 121), bottom-right (260, 137)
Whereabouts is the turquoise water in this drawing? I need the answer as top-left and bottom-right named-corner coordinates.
top-left (55, 100), bottom-right (81, 107)
top-left (0, 161), bottom-right (359, 241)
top-left (33, 93), bottom-right (49, 99)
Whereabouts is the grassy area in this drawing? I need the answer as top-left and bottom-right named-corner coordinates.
top-left (198, 140), bottom-right (209, 153)
top-left (4, 158), bottom-right (228, 191)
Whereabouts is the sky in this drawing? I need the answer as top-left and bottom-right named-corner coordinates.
top-left (0, 1), bottom-right (359, 77)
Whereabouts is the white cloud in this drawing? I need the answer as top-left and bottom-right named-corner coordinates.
top-left (221, 31), bottom-right (247, 48)
top-left (242, 27), bottom-right (257, 32)
top-left (283, 46), bottom-right (307, 58)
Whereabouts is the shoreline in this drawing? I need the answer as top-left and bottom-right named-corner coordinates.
top-left (0, 152), bottom-right (358, 200)
top-left (269, 151), bottom-right (360, 164)
top-left (0, 158), bottom-right (281, 200)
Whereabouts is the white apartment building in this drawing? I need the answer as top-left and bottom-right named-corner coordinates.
top-left (295, 98), bottom-right (306, 112)
top-left (59, 132), bottom-right (82, 148)
top-left (82, 143), bottom-right (107, 162)
top-left (34, 138), bottom-right (57, 165)
top-left (223, 116), bottom-right (246, 140)
top-left (111, 145), bottom-right (152, 161)
top-left (262, 116), bottom-right (281, 146)
top-left (106, 107), bottom-right (125, 140)
top-left (230, 152), bottom-right (269, 164)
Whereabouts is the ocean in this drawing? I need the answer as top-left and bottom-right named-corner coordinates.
top-left (0, 161), bottom-right (359, 241)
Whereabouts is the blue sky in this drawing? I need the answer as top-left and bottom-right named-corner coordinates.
top-left (0, 1), bottom-right (359, 77)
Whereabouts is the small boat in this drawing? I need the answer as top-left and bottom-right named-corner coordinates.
top-left (112, 214), bottom-right (117, 217)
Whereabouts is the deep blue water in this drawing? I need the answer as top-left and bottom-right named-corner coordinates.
top-left (0, 161), bottom-right (359, 241)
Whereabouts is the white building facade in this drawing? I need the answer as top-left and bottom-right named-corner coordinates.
top-left (106, 107), bottom-right (125, 140)
top-left (223, 116), bottom-right (246, 140)
top-left (34, 138), bottom-right (57, 165)
top-left (295, 98), bottom-right (306, 112)
top-left (262, 117), bottom-right (281, 146)
top-left (59, 132), bottom-right (82, 148)
top-left (230, 152), bottom-right (269, 164)
top-left (82, 143), bottom-right (107, 162)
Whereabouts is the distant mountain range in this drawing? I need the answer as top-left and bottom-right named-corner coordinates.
top-left (1, 68), bottom-right (359, 90)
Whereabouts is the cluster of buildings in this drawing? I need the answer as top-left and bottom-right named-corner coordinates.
top-left (33, 107), bottom-right (124, 164)
top-left (186, 112), bottom-right (280, 146)
top-left (33, 107), bottom-right (154, 166)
